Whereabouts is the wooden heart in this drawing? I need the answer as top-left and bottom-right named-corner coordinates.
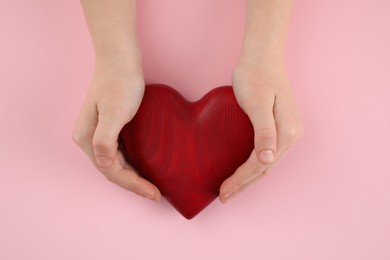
top-left (120, 84), bottom-right (254, 219)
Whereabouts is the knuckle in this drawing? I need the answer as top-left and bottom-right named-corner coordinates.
top-left (129, 176), bottom-right (141, 190)
top-left (257, 127), bottom-right (276, 141)
top-left (71, 131), bottom-right (81, 145)
top-left (248, 164), bottom-right (265, 179)
top-left (100, 168), bottom-right (116, 183)
top-left (251, 168), bottom-right (269, 181)
top-left (103, 170), bottom-right (141, 192)
top-left (226, 176), bottom-right (244, 192)
top-left (253, 168), bottom-right (264, 178)
top-left (104, 173), bottom-right (115, 183)
top-left (284, 123), bottom-right (304, 141)
top-left (92, 137), bottom-right (112, 151)
top-left (261, 169), bottom-right (269, 177)
top-left (123, 175), bottom-right (142, 194)
top-left (72, 128), bottom-right (88, 147)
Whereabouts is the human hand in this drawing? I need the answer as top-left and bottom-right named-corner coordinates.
top-left (72, 61), bottom-right (161, 201)
top-left (219, 61), bottom-right (304, 202)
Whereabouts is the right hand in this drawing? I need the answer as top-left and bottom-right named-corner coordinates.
top-left (72, 60), bottom-right (161, 201)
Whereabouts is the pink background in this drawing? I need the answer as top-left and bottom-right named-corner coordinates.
top-left (1, 0), bottom-right (389, 259)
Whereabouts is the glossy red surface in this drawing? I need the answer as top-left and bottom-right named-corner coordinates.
top-left (120, 84), bottom-right (254, 219)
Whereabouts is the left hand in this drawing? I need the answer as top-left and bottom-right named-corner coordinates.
top-left (219, 60), bottom-right (304, 202)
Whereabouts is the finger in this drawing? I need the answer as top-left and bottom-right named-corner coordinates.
top-left (102, 150), bottom-right (161, 201)
top-left (273, 93), bottom-right (304, 151)
top-left (92, 103), bottom-right (130, 168)
top-left (219, 150), bottom-right (261, 202)
top-left (237, 169), bottom-right (269, 193)
top-left (75, 109), bottom-right (161, 201)
top-left (220, 94), bottom-right (304, 203)
top-left (228, 148), bottom-right (288, 199)
top-left (219, 146), bottom-right (289, 203)
top-left (72, 102), bottom-right (98, 162)
top-left (248, 95), bottom-right (277, 165)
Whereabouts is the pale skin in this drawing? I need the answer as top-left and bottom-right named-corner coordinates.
top-left (73, 0), bottom-right (303, 203)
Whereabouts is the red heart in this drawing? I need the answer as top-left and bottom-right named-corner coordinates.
top-left (120, 84), bottom-right (254, 219)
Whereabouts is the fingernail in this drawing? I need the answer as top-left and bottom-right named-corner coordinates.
top-left (260, 150), bottom-right (274, 164)
top-left (146, 189), bottom-right (157, 200)
top-left (96, 157), bottom-right (112, 167)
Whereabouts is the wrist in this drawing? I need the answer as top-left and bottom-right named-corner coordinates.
top-left (95, 47), bottom-right (142, 72)
top-left (238, 44), bottom-right (286, 71)
top-left (232, 56), bottom-right (289, 92)
top-left (235, 54), bottom-right (286, 77)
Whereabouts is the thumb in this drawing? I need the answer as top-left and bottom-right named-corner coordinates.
top-left (249, 103), bottom-right (277, 165)
top-left (92, 107), bottom-right (128, 168)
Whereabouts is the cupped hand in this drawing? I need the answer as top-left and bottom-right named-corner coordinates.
top-left (72, 61), bottom-right (161, 201)
top-left (219, 61), bottom-right (304, 202)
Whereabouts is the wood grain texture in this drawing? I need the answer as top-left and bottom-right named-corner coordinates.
top-left (120, 84), bottom-right (254, 219)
